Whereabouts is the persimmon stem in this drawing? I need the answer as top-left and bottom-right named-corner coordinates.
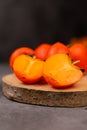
top-left (28, 54), bottom-right (36, 59)
top-left (73, 60), bottom-right (80, 65)
top-left (33, 56), bottom-right (36, 59)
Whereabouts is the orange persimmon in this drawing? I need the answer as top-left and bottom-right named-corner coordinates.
top-left (43, 54), bottom-right (83, 88)
top-left (13, 54), bottom-right (44, 83)
top-left (69, 43), bottom-right (87, 72)
top-left (9, 47), bottom-right (35, 70)
top-left (47, 42), bottom-right (69, 58)
top-left (35, 43), bottom-right (51, 60)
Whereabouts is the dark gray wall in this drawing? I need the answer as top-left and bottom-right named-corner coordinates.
top-left (0, 0), bottom-right (87, 61)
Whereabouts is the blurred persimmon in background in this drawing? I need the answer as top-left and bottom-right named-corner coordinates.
top-left (69, 36), bottom-right (87, 47)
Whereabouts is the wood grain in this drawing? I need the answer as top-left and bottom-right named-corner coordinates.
top-left (2, 74), bottom-right (87, 107)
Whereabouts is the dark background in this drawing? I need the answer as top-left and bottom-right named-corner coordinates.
top-left (0, 0), bottom-right (87, 62)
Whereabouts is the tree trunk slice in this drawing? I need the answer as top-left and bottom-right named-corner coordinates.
top-left (2, 74), bottom-right (87, 107)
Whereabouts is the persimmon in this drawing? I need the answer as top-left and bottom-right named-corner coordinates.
top-left (9, 47), bottom-right (35, 70)
top-left (35, 43), bottom-right (51, 60)
top-left (69, 43), bottom-right (87, 72)
top-left (69, 36), bottom-right (87, 47)
top-left (43, 54), bottom-right (83, 88)
top-left (47, 42), bottom-right (69, 58)
top-left (13, 54), bottom-right (44, 83)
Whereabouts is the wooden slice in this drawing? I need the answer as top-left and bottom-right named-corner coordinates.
top-left (2, 74), bottom-right (87, 107)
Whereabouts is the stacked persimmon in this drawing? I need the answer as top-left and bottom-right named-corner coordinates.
top-left (9, 42), bottom-right (87, 89)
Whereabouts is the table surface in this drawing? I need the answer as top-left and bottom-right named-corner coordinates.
top-left (0, 63), bottom-right (87, 130)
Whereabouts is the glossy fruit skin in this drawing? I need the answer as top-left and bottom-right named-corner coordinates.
top-left (13, 54), bottom-right (44, 83)
top-left (47, 42), bottom-right (69, 58)
top-left (9, 47), bottom-right (35, 70)
top-left (35, 43), bottom-right (51, 60)
top-left (69, 43), bottom-right (87, 72)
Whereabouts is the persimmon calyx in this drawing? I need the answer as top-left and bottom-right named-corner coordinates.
top-left (72, 60), bottom-right (85, 72)
top-left (72, 60), bottom-right (80, 65)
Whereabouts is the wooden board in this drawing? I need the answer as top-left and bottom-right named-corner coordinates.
top-left (2, 74), bottom-right (87, 107)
